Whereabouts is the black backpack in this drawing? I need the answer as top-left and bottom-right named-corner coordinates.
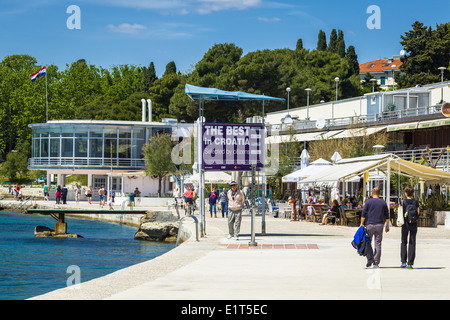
top-left (405, 202), bottom-right (419, 224)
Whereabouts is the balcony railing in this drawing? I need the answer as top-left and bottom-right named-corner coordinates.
top-left (28, 157), bottom-right (146, 168)
top-left (268, 104), bottom-right (443, 134)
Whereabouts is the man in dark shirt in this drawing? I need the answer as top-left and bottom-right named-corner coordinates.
top-left (360, 187), bottom-right (390, 268)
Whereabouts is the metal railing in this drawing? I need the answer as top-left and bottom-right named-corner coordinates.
top-left (383, 147), bottom-right (450, 170)
top-left (268, 104), bottom-right (443, 134)
top-left (176, 215), bottom-right (199, 246)
top-left (28, 157), bottom-right (146, 168)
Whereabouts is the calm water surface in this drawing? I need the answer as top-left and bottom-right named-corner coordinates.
top-left (0, 211), bottom-right (175, 300)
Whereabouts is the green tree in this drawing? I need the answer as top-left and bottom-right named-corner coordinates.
top-left (0, 140), bottom-right (30, 183)
top-left (346, 45), bottom-right (360, 76)
top-left (143, 133), bottom-right (176, 195)
top-left (398, 21), bottom-right (450, 88)
top-left (317, 30), bottom-right (327, 51)
top-left (163, 61), bottom-right (177, 77)
top-left (337, 29), bottom-right (346, 58)
top-left (143, 61), bottom-right (157, 91)
top-left (328, 29), bottom-right (338, 54)
top-left (296, 38), bottom-right (303, 51)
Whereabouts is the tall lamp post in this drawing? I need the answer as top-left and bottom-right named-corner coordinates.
top-left (439, 67), bottom-right (447, 103)
top-left (286, 87), bottom-right (291, 114)
top-left (391, 65), bottom-right (397, 91)
top-left (370, 79), bottom-right (377, 93)
top-left (305, 88), bottom-right (311, 120)
top-left (334, 77), bottom-right (339, 101)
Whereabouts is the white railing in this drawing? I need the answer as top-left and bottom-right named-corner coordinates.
top-left (28, 157), bottom-right (146, 168)
top-left (268, 104), bottom-right (443, 134)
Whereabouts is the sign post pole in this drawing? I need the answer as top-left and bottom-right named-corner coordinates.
top-left (249, 163), bottom-right (257, 246)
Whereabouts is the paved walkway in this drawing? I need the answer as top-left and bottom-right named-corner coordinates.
top-left (21, 199), bottom-right (450, 300)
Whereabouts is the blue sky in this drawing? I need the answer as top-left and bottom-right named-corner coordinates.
top-left (1, 0), bottom-right (449, 77)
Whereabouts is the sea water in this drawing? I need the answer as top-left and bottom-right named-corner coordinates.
top-left (0, 211), bottom-right (175, 300)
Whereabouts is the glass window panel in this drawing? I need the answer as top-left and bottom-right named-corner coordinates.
top-left (90, 128), bottom-right (103, 138)
top-left (89, 138), bottom-right (103, 158)
top-left (119, 139), bottom-right (131, 158)
top-left (119, 129), bottom-right (131, 139)
top-left (32, 138), bottom-right (40, 158)
top-left (49, 128), bottom-right (60, 137)
top-left (50, 138), bottom-right (59, 157)
top-left (104, 139), bottom-right (117, 159)
top-left (75, 138), bottom-right (88, 157)
top-left (41, 139), bottom-right (49, 157)
top-left (61, 138), bottom-right (73, 157)
top-left (133, 129), bottom-right (145, 140)
top-left (61, 127), bottom-right (74, 137)
top-left (104, 129), bottom-right (117, 139)
top-left (40, 129), bottom-right (49, 138)
top-left (74, 127), bottom-right (89, 138)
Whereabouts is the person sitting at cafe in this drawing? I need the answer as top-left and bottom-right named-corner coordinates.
top-left (306, 193), bottom-right (317, 216)
top-left (320, 199), bottom-right (340, 225)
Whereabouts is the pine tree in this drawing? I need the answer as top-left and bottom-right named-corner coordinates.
top-left (143, 61), bottom-right (157, 91)
top-left (328, 29), bottom-right (338, 54)
top-left (337, 30), bottom-right (346, 58)
top-left (317, 30), bottom-right (327, 51)
top-left (296, 38), bottom-right (303, 51)
top-left (346, 45), bottom-right (359, 76)
top-left (163, 61), bottom-right (177, 76)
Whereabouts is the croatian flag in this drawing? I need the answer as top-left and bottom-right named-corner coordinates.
top-left (30, 66), bottom-right (46, 82)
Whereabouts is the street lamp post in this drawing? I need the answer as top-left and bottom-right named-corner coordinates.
top-left (334, 77), bottom-right (339, 101)
top-left (370, 79), bottom-right (377, 93)
top-left (391, 65), bottom-right (397, 91)
top-left (305, 88), bottom-right (311, 120)
top-left (439, 67), bottom-right (447, 103)
top-left (286, 87), bottom-right (291, 114)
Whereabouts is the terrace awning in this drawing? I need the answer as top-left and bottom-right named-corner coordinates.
top-left (185, 84), bottom-right (285, 102)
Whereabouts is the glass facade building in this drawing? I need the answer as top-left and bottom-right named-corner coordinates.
top-left (29, 120), bottom-right (172, 170)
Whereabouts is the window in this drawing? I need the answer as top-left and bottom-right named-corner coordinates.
top-left (380, 77), bottom-right (386, 85)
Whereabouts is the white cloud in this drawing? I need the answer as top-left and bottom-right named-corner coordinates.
top-left (88, 0), bottom-right (262, 14)
top-left (195, 0), bottom-right (262, 14)
top-left (107, 23), bottom-right (147, 34)
top-left (258, 16), bottom-right (280, 23)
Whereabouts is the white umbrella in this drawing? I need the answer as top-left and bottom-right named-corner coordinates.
top-left (300, 149), bottom-right (310, 169)
top-left (331, 151), bottom-right (342, 164)
top-left (282, 158), bottom-right (331, 182)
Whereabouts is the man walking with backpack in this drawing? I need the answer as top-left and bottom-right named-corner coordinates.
top-left (360, 187), bottom-right (390, 268)
top-left (401, 186), bottom-right (419, 269)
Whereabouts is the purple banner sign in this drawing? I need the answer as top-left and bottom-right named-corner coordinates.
top-left (202, 123), bottom-right (265, 171)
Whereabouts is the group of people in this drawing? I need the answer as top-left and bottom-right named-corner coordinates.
top-left (9, 185), bottom-right (23, 201)
top-left (360, 186), bottom-right (418, 269)
top-left (306, 186), bottom-right (419, 269)
top-left (182, 181), bottom-right (246, 240)
top-left (42, 183), bottom-right (131, 210)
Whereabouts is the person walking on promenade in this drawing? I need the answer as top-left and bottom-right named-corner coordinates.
top-left (227, 181), bottom-right (245, 240)
top-left (86, 185), bottom-right (93, 204)
top-left (360, 187), bottom-right (390, 268)
top-left (98, 185), bottom-right (105, 207)
top-left (209, 187), bottom-right (218, 218)
top-left (62, 185), bottom-right (68, 204)
top-left (43, 183), bottom-right (49, 201)
top-left (401, 186), bottom-right (419, 269)
top-left (219, 188), bottom-right (228, 218)
top-left (74, 183), bottom-right (81, 205)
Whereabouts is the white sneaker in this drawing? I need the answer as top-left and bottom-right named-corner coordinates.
top-left (235, 235), bottom-right (239, 240)
top-left (227, 235), bottom-right (233, 239)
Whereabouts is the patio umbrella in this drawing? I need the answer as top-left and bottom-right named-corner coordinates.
top-left (300, 149), bottom-right (310, 169)
top-left (331, 151), bottom-right (342, 164)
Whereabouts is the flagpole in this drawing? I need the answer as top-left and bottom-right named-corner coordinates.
top-left (45, 70), bottom-right (48, 123)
